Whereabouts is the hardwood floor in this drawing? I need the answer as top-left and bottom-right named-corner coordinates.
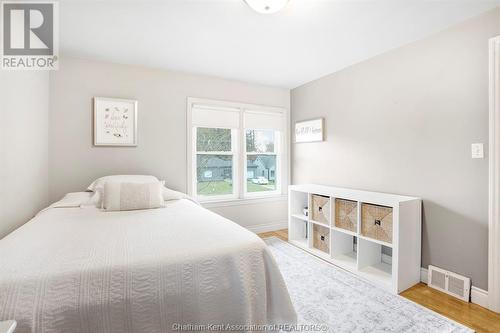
top-left (259, 229), bottom-right (288, 242)
top-left (401, 283), bottom-right (500, 333)
top-left (258, 229), bottom-right (500, 333)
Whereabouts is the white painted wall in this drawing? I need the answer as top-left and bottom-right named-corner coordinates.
top-left (49, 57), bottom-right (290, 230)
top-left (0, 71), bottom-right (49, 238)
top-left (291, 7), bottom-right (500, 290)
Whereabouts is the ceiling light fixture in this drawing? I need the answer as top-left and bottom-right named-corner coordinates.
top-left (244, 0), bottom-right (290, 14)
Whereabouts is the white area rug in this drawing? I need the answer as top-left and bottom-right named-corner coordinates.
top-left (264, 237), bottom-right (473, 333)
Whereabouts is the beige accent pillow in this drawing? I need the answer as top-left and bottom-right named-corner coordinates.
top-left (103, 182), bottom-right (164, 211)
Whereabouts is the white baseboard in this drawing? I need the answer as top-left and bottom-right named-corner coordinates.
top-left (420, 267), bottom-right (429, 284)
top-left (246, 220), bottom-right (288, 234)
top-left (471, 286), bottom-right (489, 309)
top-left (419, 268), bottom-right (489, 308)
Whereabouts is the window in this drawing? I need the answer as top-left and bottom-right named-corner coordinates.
top-left (245, 129), bottom-right (278, 193)
top-left (188, 98), bottom-right (287, 202)
top-left (196, 127), bottom-right (235, 197)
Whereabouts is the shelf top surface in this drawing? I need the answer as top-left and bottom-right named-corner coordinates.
top-left (289, 184), bottom-right (420, 205)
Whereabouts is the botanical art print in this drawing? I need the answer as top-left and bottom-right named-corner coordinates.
top-left (94, 97), bottom-right (137, 146)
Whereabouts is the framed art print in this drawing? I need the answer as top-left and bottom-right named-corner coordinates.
top-left (93, 97), bottom-right (138, 146)
top-left (295, 118), bottom-right (324, 143)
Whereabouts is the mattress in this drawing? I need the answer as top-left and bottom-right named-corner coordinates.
top-left (0, 196), bottom-right (296, 332)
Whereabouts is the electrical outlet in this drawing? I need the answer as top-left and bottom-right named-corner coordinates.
top-left (471, 143), bottom-right (484, 159)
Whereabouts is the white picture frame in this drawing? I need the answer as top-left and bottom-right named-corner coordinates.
top-left (93, 97), bottom-right (138, 146)
top-left (295, 118), bottom-right (324, 143)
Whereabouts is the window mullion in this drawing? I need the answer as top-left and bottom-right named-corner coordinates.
top-left (239, 109), bottom-right (245, 199)
top-left (246, 152), bottom-right (277, 156)
top-left (196, 151), bottom-right (233, 155)
top-left (230, 128), bottom-right (238, 199)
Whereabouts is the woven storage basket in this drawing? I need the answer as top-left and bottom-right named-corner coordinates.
top-left (311, 194), bottom-right (330, 225)
top-left (361, 203), bottom-right (393, 243)
top-left (313, 223), bottom-right (330, 254)
top-left (335, 199), bottom-right (358, 232)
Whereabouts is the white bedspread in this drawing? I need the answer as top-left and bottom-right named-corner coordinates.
top-left (0, 198), bottom-right (296, 333)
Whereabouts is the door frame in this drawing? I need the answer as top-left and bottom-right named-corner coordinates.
top-left (488, 35), bottom-right (500, 313)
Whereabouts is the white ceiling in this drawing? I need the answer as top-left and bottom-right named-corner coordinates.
top-left (60, 0), bottom-right (500, 88)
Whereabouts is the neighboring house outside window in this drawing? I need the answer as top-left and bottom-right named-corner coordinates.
top-left (246, 129), bottom-right (278, 193)
top-left (195, 127), bottom-right (236, 198)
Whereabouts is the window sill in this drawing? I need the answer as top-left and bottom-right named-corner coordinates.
top-left (200, 195), bottom-right (288, 208)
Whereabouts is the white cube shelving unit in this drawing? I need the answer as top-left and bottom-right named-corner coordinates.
top-left (288, 184), bottom-right (422, 294)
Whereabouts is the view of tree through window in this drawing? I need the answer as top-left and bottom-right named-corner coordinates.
top-left (197, 127), bottom-right (232, 151)
top-left (196, 128), bottom-right (233, 196)
top-left (246, 130), bottom-right (274, 153)
top-left (246, 130), bottom-right (277, 193)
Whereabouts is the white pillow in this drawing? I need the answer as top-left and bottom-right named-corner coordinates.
top-left (51, 192), bottom-right (93, 208)
top-left (103, 182), bottom-right (164, 211)
top-left (81, 189), bottom-right (103, 208)
top-left (162, 187), bottom-right (189, 201)
top-left (87, 175), bottom-right (159, 192)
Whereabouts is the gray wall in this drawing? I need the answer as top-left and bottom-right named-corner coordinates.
top-left (291, 8), bottom-right (500, 290)
top-left (0, 71), bottom-right (49, 239)
top-left (49, 57), bottom-right (289, 230)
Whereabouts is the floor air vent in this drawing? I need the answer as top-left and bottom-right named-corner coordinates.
top-left (427, 265), bottom-right (471, 302)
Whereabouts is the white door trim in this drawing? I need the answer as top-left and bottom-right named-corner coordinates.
top-left (488, 35), bottom-right (500, 313)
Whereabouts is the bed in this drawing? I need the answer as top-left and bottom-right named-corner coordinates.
top-left (0, 192), bottom-right (296, 333)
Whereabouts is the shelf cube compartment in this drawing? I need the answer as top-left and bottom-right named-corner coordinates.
top-left (335, 198), bottom-right (358, 232)
top-left (361, 203), bottom-right (393, 244)
top-left (290, 190), bottom-right (309, 220)
top-left (331, 230), bottom-right (357, 270)
top-left (311, 194), bottom-right (330, 225)
top-left (357, 238), bottom-right (393, 290)
top-left (289, 217), bottom-right (309, 248)
top-left (312, 223), bottom-right (330, 254)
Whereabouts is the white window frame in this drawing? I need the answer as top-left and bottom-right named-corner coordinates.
top-left (187, 97), bottom-right (289, 204)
